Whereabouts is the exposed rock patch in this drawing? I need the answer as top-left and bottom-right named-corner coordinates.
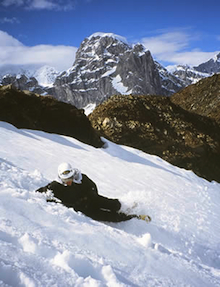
top-left (171, 74), bottom-right (220, 125)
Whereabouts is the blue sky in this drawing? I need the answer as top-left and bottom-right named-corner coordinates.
top-left (0, 0), bottom-right (220, 71)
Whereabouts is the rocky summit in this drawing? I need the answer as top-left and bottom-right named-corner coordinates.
top-left (171, 73), bottom-right (220, 125)
top-left (48, 33), bottom-right (163, 108)
top-left (0, 85), bottom-right (103, 148)
top-left (89, 94), bottom-right (220, 182)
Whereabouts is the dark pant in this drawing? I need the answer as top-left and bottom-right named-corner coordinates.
top-left (83, 207), bottom-right (137, 222)
top-left (92, 196), bottom-right (121, 212)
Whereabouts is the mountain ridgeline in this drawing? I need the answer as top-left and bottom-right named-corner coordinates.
top-left (1, 33), bottom-right (219, 108)
top-left (171, 73), bottom-right (220, 125)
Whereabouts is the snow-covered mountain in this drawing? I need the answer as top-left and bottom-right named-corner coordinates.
top-left (168, 65), bottom-right (210, 85)
top-left (1, 121), bottom-right (220, 286)
top-left (48, 32), bottom-right (163, 108)
top-left (0, 33), bottom-right (219, 109)
top-left (168, 53), bottom-right (220, 86)
top-left (194, 52), bottom-right (220, 74)
top-left (155, 61), bottom-right (185, 94)
top-left (0, 64), bottom-right (38, 80)
top-left (1, 74), bottom-right (46, 95)
top-left (0, 65), bottom-right (59, 94)
top-left (32, 65), bottom-right (60, 87)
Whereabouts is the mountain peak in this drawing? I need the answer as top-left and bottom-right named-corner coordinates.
top-left (51, 33), bottom-right (162, 108)
top-left (194, 52), bottom-right (220, 74)
top-left (87, 32), bottom-right (129, 45)
top-left (213, 52), bottom-right (220, 63)
top-left (77, 32), bottom-right (131, 60)
top-left (33, 65), bottom-right (59, 87)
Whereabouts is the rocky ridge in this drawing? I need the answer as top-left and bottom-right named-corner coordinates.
top-left (171, 73), bottom-right (220, 125)
top-left (155, 62), bottom-right (185, 95)
top-left (0, 85), bottom-right (103, 148)
top-left (171, 65), bottom-right (209, 85)
top-left (89, 94), bottom-right (220, 182)
top-left (0, 65), bottom-right (59, 95)
top-left (1, 74), bottom-right (46, 95)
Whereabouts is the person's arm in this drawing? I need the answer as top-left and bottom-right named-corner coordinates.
top-left (81, 174), bottom-right (98, 195)
top-left (36, 181), bottom-right (64, 203)
top-left (36, 181), bottom-right (59, 193)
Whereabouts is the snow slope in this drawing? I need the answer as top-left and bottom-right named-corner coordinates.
top-left (33, 65), bottom-right (59, 87)
top-left (0, 121), bottom-right (220, 287)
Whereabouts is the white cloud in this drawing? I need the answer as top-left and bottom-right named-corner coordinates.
top-left (0, 30), bottom-right (77, 71)
top-left (142, 31), bottom-right (190, 55)
top-left (28, 0), bottom-right (58, 10)
top-left (166, 50), bottom-right (220, 66)
top-left (0, 30), bottom-right (23, 46)
top-left (141, 30), bottom-right (220, 67)
top-left (1, 0), bottom-right (75, 10)
top-left (0, 17), bottom-right (20, 24)
top-left (1, 0), bottom-right (24, 6)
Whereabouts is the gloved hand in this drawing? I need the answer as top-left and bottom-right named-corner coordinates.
top-left (112, 199), bottom-right (121, 212)
top-left (138, 215), bottom-right (152, 223)
top-left (36, 186), bottom-right (48, 193)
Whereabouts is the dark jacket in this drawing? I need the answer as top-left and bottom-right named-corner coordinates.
top-left (36, 174), bottom-right (136, 222)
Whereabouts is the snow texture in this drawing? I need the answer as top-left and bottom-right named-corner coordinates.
top-left (83, 103), bottom-right (96, 116)
top-left (87, 32), bottom-right (128, 45)
top-left (112, 75), bottom-right (129, 94)
top-left (33, 65), bottom-right (59, 87)
top-left (0, 121), bottom-right (220, 286)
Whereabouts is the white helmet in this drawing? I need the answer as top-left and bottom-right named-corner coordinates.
top-left (58, 162), bottom-right (74, 180)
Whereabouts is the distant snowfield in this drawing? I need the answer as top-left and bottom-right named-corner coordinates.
top-left (0, 121), bottom-right (220, 287)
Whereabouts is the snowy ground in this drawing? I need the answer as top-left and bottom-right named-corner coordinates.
top-left (0, 121), bottom-right (220, 287)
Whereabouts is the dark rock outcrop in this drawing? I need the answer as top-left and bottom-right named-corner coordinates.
top-left (89, 94), bottom-right (220, 182)
top-left (0, 85), bottom-right (103, 148)
top-left (171, 74), bottom-right (220, 125)
top-left (1, 74), bottom-right (45, 95)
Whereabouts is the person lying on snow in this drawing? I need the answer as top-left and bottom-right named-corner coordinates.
top-left (36, 162), bottom-right (151, 223)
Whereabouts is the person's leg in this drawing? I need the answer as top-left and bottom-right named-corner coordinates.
top-left (83, 207), bottom-right (137, 222)
top-left (93, 195), bottom-right (121, 212)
